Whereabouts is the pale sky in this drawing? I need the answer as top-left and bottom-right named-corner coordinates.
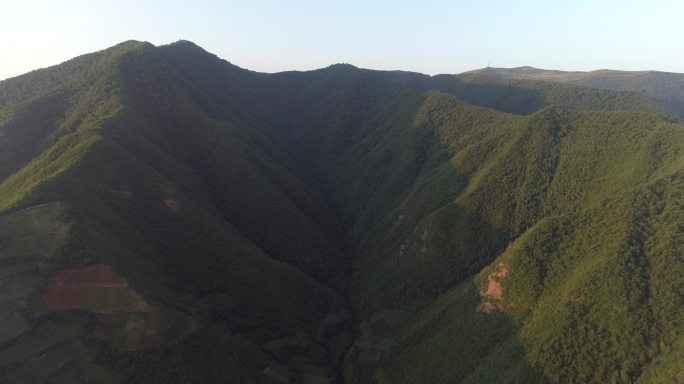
top-left (1, 0), bottom-right (683, 80)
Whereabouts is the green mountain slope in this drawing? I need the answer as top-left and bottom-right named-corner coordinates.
top-left (469, 66), bottom-right (684, 118)
top-left (0, 41), bottom-right (351, 383)
top-left (0, 41), bottom-right (682, 383)
top-left (363, 67), bottom-right (675, 118)
top-left (372, 93), bottom-right (684, 383)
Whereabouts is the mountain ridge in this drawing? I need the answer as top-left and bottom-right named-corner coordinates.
top-left (467, 65), bottom-right (684, 118)
top-left (0, 40), bottom-right (682, 383)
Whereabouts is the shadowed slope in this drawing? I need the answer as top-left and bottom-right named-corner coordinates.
top-left (0, 41), bottom-right (351, 383)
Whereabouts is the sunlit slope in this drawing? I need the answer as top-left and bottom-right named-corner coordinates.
top-left (469, 66), bottom-right (684, 118)
top-left (364, 93), bottom-right (684, 383)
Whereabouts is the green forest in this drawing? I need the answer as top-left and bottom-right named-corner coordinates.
top-left (0, 40), bottom-right (681, 383)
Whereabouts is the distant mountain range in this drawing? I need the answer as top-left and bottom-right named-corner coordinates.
top-left (467, 66), bottom-right (684, 118)
top-left (0, 41), bottom-right (682, 383)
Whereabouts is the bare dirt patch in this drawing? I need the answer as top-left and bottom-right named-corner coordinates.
top-left (163, 197), bottom-right (182, 212)
top-left (477, 262), bottom-right (508, 314)
top-left (43, 264), bottom-right (149, 313)
top-left (40, 264), bottom-right (191, 351)
top-left (399, 228), bottom-right (430, 257)
top-left (43, 285), bottom-right (98, 310)
top-left (420, 229), bottom-right (428, 242)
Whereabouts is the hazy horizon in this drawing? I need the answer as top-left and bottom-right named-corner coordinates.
top-left (2, 0), bottom-right (683, 81)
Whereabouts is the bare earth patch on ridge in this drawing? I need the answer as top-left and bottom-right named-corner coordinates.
top-left (477, 262), bottom-right (508, 314)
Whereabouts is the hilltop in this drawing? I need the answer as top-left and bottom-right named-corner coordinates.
top-left (467, 66), bottom-right (684, 118)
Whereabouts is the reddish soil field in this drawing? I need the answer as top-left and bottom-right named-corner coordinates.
top-left (40, 264), bottom-right (189, 351)
top-left (43, 285), bottom-right (99, 310)
top-left (43, 264), bottom-right (149, 313)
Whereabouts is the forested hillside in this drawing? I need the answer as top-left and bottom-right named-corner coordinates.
top-left (468, 66), bottom-right (684, 118)
top-left (0, 41), bottom-right (681, 383)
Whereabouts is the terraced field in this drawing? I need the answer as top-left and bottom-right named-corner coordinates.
top-left (0, 204), bottom-right (193, 382)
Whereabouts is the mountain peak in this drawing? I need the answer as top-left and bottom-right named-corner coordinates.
top-left (326, 63), bottom-right (359, 71)
top-left (163, 39), bottom-right (205, 52)
top-left (106, 39), bottom-right (156, 54)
